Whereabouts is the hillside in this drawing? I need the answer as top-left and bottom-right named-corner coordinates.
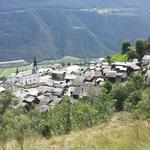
top-left (0, 0), bottom-right (150, 61)
top-left (3, 113), bottom-right (150, 150)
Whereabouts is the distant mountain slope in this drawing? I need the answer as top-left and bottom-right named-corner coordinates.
top-left (0, 0), bottom-right (150, 61)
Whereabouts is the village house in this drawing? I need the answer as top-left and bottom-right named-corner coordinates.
top-left (118, 67), bottom-right (127, 73)
top-left (127, 64), bottom-right (140, 75)
top-left (65, 65), bottom-right (81, 75)
top-left (51, 70), bottom-right (66, 81)
top-left (89, 61), bottom-right (96, 65)
top-left (22, 94), bottom-right (38, 104)
top-left (132, 59), bottom-right (139, 65)
top-left (65, 74), bottom-right (77, 83)
top-left (39, 75), bottom-right (52, 85)
top-left (144, 70), bottom-right (150, 85)
top-left (51, 63), bottom-right (62, 70)
top-left (37, 95), bottom-right (52, 105)
top-left (94, 71), bottom-right (102, 79)
top-left (112, 61), bottom-right (141, 75)
top-left (84, 75), bottom-right (95, 84)
top-left (112, 62), bottom-right (132, 68)
top-left (0, 80), bottom-right (4, 85)
top-left (65, 86), bottom-right (75, 97)
top-left (102, 68), bottom-right (111, 76)
top-left (72, 86), bottom-right (84, 99)
top-left (49, 96), bottom-right (62, 108)
top-left (71, 76), bottom-right (86, 99)
top-left (52, 88), bottom-right (64, 98)
top-left (89, 64), bottom-right (96, 71)
top-left (39, 68), bottom-right (51, 76)
top-left (95, 78), bottom-right (104, 85)
top-left (72, 76), bottom-right (84, 87)
top-left (106, 71), bottom-right (117, 83)
top-left (27, 88), bottom-right (39, 96)
top-left (64, 65), bottom-right (81, 83)
top-left (115, 66), bottom-right (127, 73)
top-left (53, 80), bottom-right (67, 88)
top-left (96, 57), bottom-right (105, 64)
top-left (0, 87), bottom-right (6, 93)
top-left (101, 62), bottom-right (110, 69)
top-left (142, 55), bottom-right (150, 65)
top-left (116, 73), bottom-right (127, 82)
top-left (106, 70), bottom-right (127, 83)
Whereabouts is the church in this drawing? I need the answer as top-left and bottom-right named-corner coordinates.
top-left (7, 57), bottom-right (39, 87)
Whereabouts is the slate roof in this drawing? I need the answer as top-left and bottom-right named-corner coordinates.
top-left (106, 71), bottom-right (117, 78)
top-left (73, 86), bottom-right (83, 96)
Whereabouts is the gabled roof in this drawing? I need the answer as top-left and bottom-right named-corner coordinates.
top-left (37, 95), bottom-right (51, 104)
top-left (23, 94), bottom-right (35, 103)
top-left (103, 68), bottom-right (111, 74)
top-left (101, 65), bottom-right (111, 69)
top-left (51, 70), bottom-right (66, 75)
top-left (72, 76), bottom-right (84, 86)
top-left (142, 55), bottom-right (150, 60)
top-left (65, 74), bottom-right (77, 80)
top-left (73, 87), bottom-right (82, 96)
top-left (116, 73), bottom-right (126, 78)
top-left (39, 68), bottom-right (50, 73)
top-left (27, 88), bottom-right (39, 96)
top-left (106, 71), bottom-right (117, 78)
top-left (0, 87), bottom-right (6, 93)
top-left (94, 71), bottom-right (102, 77)
top-left (129, 64), bottom-right (140, 70)
top-left (84, 76), bottom-right (94, 81)
top-left (96, 78), bottom-right (104, 83)
top-left (145, 70), bottom-right (150, 78)
top-left (65, 65), bottom-right (81, 74)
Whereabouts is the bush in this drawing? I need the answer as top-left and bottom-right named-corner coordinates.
top-left (122, 41), bottom-right (131, 53)
top-left (127, 50), bottom-right (139, 60)
top-left (124, 91), bottom-right (142, 112)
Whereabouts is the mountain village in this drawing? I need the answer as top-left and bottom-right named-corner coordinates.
top-left (0, 55), bottom-right (150, 113)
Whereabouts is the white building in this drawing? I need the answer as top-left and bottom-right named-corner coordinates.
top-left (7, 71), bottom-right (39, 86)
top-left (142, 55), bottom-right (150, 65)
top-left (65, 65), bottom-right (81, 74)
top-left (132, 59), bottom-right (139, 64)
top-left (97, 57), bottom-right (105, 64)
top-left (39, 68), bottom-right (51, 76)
top-left (145, 70), bottom-right (150, 85)
top-left (0, 87), bottom-right (6, 93)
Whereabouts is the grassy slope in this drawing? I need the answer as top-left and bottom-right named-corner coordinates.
top-left (0, 65), bottom-right (31, 78)
top-left (111, 53), bottom-right (128, 62)
top-left (4, 114), bottom-right (150, 150)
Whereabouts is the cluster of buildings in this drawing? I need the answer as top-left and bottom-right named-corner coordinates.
top-left (0, 55), bottom-right (150, 112)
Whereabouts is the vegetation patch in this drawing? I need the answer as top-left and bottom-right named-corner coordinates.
top-left (111, 53), bottom-right (128, 62)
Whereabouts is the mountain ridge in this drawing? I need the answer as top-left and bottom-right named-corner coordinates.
top-left (0, 0), bottom-right (150, 61)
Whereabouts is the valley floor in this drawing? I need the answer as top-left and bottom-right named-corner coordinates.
top-left (2, 113), bottom-right (150, 150)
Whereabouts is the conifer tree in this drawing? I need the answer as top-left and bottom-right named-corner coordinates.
top-left (33, 56), bottom-right (37, 67)
top-left (16, 67), bottom-right (19, 74)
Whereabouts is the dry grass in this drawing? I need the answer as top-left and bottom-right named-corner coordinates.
top-left (1, 114), bottom-right (150, 150)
